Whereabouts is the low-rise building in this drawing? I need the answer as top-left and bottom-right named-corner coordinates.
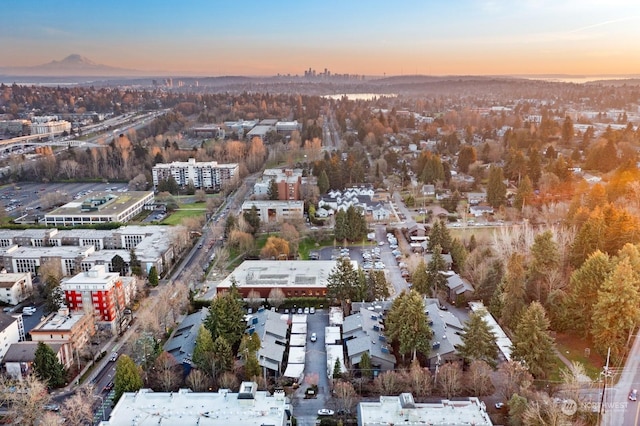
top-left (0, 272), bottom-right (33, 305)
top-left (245, 308), bottom-right (289, 377)
top-left (358, 394), bottom-right (493, 426)
top-left (29, 307), bottom-right (94, 365)
top-left (216, 260), bottom-right (347, 299)
top-left (0, 312), bottom-right (24, 363)
top-left (44, 191), bottom-right (154, 226)
top-left (343, 306), bottom-right (396, 373)
top-left (101, 382), bottom-right (292, 426)
top-left (0, 245), bottom-right (95, 276)
top-left (241, 200), bottom-right (304, 223)
top-left (4, 341), bottom-right (68, 378)
top-left (446, 273), bottom-right (475, 302)
top-left (164, 307), bottom-right (209, 369)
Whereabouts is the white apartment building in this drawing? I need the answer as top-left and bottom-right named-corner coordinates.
top-left (0, 272), bottom-right (33, 306)
top-left (0, 313), bottom-right (24, 363)
top-left (30, 120), bottom-right (72, 135)
top-left (152, 158), bottom-right (239, 191)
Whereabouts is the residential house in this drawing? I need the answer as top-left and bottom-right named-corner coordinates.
top-left (4, 341), bottom-right (68, 379)
top-left (163, 307), bottom-right (209, 371)
top-left (343, 307), bottom-right (396, 373)
top-left (445, 273), bottom-right (475, 302)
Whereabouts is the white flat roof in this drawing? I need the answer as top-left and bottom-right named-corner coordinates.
top-left (291, 323), bottom-right (307, 334)
top-left (289, 334), bottom-right (306, 347)
top-left (468, 301), bottom-right (512, 361)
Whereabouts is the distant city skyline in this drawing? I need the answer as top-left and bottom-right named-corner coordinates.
top-left (2, 0), bottom-right (640, 77)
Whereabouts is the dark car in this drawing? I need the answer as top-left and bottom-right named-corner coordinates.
top-left (104, 381), bottom-right (114, 393)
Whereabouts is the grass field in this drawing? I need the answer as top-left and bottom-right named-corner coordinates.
top-left (162, 201), bottom-right (207, 225)
top-left (555, 333), bottom-right (605, 380)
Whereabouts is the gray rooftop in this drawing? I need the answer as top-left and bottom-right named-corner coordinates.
top-left (164, 308), bottom-right (209, 365)
top-left (4, 342), bottom-right (63, 363)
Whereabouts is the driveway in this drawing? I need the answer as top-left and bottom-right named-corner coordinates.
top-left (291, 311), bottom-right (331, 426)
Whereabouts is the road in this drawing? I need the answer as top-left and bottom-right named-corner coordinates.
top-left (604, 334), bottom-right (640, 425)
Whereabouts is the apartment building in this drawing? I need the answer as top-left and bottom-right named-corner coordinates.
top-left (152, 158), bottom-right (238, 191)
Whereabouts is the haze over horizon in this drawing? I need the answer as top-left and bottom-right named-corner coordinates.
top-left (2, 0), bottom-right (640, 77)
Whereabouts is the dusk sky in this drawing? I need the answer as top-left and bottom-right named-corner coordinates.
top-left (2, 0), bottom-right (640, 76)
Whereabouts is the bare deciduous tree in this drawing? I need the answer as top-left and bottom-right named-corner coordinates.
top-left (61, 385), bottom-right (96, 426)
top-left (333, 380), bottom-right (358, 415)
top-left (437, 362), bottom-right (463, 399)
top-left (466, 360), bottom-right (493, 396)
top-left (151, 352), bottom-right (182, 391)
top-left (247, 290), bottom-right (263, 310)
top-left (1, 374), bottom-right (50, 425)
top-left (217, 371), bottom-right (239, 391)
top-left (409, 359), bottom-right (433, 397)
top-left (186, 369), bottom-right (210, 392)
top-left (374, 371), bottom-right (403, 395)
top-left (267, 288), bottom-right (286, 309)
top-left (496, 360), bottom-right (534, 401)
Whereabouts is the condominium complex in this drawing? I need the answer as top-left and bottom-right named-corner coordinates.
top-left (152, 158), bottom-right (239, 191)
top-left (61, 265), bottom-right (127, 332)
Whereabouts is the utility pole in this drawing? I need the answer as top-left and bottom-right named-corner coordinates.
top-left (598, 347), bottom-right (611, 424)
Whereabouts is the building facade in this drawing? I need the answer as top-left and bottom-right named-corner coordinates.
top-left (241, 200), bottom-right (304, 223)
top-left (152, 158), bottom-right (239, 191)
top-left (29, 307), bottom-right (94, 365)
top-left (61, 265), bottom-right (126, 332)
top-left (0, 272), bottom-right (33, 306)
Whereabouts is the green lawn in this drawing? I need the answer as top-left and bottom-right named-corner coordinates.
top-left (161, 201), bottom-right (207, 225)
top-left (555, 333), bottom-right (604, 380)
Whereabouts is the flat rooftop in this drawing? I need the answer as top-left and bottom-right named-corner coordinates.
top-left (359, 395), bottom-right (493, 426)
top-left (46, 191), bottom-right (152, 218)
top-left (217, 260), bottom-right (354, 290)
top-left (101, 385), bottom-right (290, 426)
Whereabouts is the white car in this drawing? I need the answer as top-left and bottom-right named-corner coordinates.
top-left (310, 332), bottom-right (317, 342)
top-left (318, 409), bottom-right (334, 416)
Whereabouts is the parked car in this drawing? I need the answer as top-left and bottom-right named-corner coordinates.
top-left (630, 389), bottom-right (638, 401)
top-left (103, 381), bottom-right (114, 393)
top-left (44, 403), bottom-right (60, 412)
top-left (310, 307), bottom-right (316, 314)
top-left (110, 352), bottom-right (118, 362)
top-left (495, 402), bottom-right (505, 409)
top-left (310, 332), bottom-right (317, 342)
top-left (318, 409), bottom-right (334, 416)
top-left (304, 307), bottom-right (310, 314)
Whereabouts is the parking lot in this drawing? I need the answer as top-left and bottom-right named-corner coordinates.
top-left (0, 182), bottom-right (130, 219)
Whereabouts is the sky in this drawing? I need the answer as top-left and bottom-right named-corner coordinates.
top-left (2, 0), bottom-right (640, 77)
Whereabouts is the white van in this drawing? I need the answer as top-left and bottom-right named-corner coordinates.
top-left (22, 307), bottom-right (36, 315)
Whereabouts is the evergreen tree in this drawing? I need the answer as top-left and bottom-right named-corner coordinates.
top-left (511, 302), bottom-right (556, 379)
top-left (147, 266), bottom-right (159, 286)
top-left (385, 290), bottom-right (432, 361)
top-left (368, 269), bottom-right (390, 300)
top-left (326, 257), bottom-right (358, 314)
top-left (428, 220), bottom-right (452, 253)
top-left (561, 116), bottom-right (574, 145)
top-left (487, 165), bottom-right (507, 208)
top-left (591, 258), bottom-right (640, 361)
top-left (411, 259), bottom-right (430, 295)
top-left (243, 205), bottom-right (261, 235)
top-left (333, 358), bottom-right (343, 379)
top-left (244, 353), bottom-right (261, 379)
top-left (449, 238), bottom-right (468, 274)
top-left (527, 230), bottom-right (559, 303)
top-left (500, 253), bottom-right (527, 330)
top-left (33, 342), bottom-right (66, 388)
top-left (427, 245), bottom-right (447, 295)
top-left (43, 276), bottom-right (64, 315)
top-left (267, 179), bottom-right (279, 200)
top-left (114, 355), bottom-right (144, 402)
top-left (192, 325), bottom-right (215, 373)
top-left (111, 254), bottom-right (127, 276)
top-left (456, 311), bottom-right (498, 367)
top-left (527, 148), bottom-right (542, 186)
top-left (514, 176), bottom-right (533, 211)
top-left (359, 351), bottom-right (373, 379)
top-left (129, 249), bottom-right (142, 277)
top-left (204, 283), bottom-right (246, 347)
top-left (318, 170), bottom-right (330, 194)
top-left (212, 336), bottom-right (234, 374)
top-left (457, 145), bottom-right (477, 174)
